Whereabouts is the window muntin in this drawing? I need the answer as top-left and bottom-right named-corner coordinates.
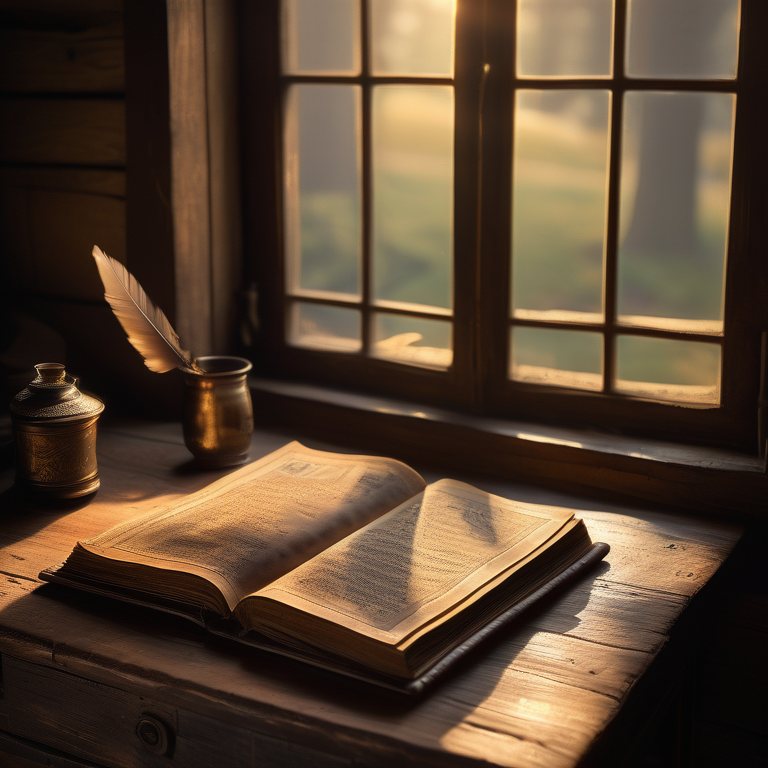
top-left (282, 0), bottom-right (457, 369)
top-left (261, 0), bottom-right (761, 451)
top-left (507, 0), bottom-right (739, 403)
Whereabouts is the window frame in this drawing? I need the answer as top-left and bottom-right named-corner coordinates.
top-left (241, 0), bottom-right (477, 410)
top-left (238, 0), bottom-right (768, 455)
top-left (478, 0), bottom-right (764, 453)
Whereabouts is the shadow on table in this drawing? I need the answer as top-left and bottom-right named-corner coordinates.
top-left (0, 483), bottom-right (99, 547)
top-left (1, 557), bottom-right (608, 767)
top-left (233, 558), bottom-right (610, 729)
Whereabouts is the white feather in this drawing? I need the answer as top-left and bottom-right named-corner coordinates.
top-left (92, 245), bottom-right (199, 373)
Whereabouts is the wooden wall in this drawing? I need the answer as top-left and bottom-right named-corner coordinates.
top-left (0, 0), bottom-right (181, 417)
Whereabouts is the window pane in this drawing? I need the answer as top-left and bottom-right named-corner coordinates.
top-left (284, 85), bottom-right (361, 298)
top-left (289, 302), bottom-right (361, 352)
top-left (626, 0), bottom-right (739, 80)
top-left (615, 335), bottom-right (721, 404)
top-left (373, 314), bottom-right (452, 369)
top-left (370, 0), bottom-right (455, 77)
top-left (282, 0), bottom-right (360, 75)
top-left (512, 90), bottom-right (610, 320)
top-left (372, 85), bottom-right (453, 310)
top-left (510, 327), bottom-right (603, 391)
top-left (618, 92), bottom-right (734, 331)
top-left (517, 0), bottom-right (614, 78)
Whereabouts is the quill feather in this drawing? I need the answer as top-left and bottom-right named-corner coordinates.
top-left (92, 245), bottom-right (201, 373)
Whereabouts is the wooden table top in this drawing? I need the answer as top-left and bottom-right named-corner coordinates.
top-left (0, 421), bottom-right (743, 768)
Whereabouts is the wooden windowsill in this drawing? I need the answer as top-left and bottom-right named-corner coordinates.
top-left (249, 377), bottom-right (767, 520)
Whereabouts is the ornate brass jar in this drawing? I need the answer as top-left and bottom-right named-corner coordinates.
top-left (11, 363), bottom-right (105, 498)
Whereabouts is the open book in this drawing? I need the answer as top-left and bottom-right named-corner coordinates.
top-left (41, 442), bottom-right (608, 693)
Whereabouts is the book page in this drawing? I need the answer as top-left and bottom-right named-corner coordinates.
top-left (79, 442), bottom-right (425, 611)
top-left (250, 479), bottom-right (573, 643)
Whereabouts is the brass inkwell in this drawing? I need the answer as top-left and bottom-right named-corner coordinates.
top-left (90, 245), bottom-right (253, 467)
top-left (183, 356), bottom-right (253, 468)
top-left (11, 362), bottom-right (105, 498)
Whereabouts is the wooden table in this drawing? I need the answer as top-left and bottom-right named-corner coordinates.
top-left (0, 422), bottom-right (743, 768)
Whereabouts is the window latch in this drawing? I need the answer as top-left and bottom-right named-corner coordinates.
top-left (240, 282), bottom-right (260, 348)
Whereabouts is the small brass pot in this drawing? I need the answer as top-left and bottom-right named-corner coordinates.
top-left (11, 362), bottom-right (105, 498)
top-left (182, 356), bottom-right (253, 468)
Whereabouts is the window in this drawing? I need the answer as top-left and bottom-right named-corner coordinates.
top-left (241, 0), bottom-right (767, 454)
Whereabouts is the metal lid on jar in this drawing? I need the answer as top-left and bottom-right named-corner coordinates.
top-left (11, 363), bottom-right (104, 423)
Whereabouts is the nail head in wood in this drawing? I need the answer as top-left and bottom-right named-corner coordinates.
top-left (136, 714), bottom-right (171, 755)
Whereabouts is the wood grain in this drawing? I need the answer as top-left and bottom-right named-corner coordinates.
top-left (0, 167), bottom-right (125, 301)
top-left (0, 98), bottom-right (125, 166)
top-left (204, 0), bottom-right (242, 354)
top-left (166, 0), bottom-right (213, 356)
top-left (163, 0), bottom-right (242, 358)
top-left (0, 20), bottom-right (123, 93)
top-left (0, 423), bottom-right (743, 768)
top-left (122, 0), bottom-right (176, 327)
